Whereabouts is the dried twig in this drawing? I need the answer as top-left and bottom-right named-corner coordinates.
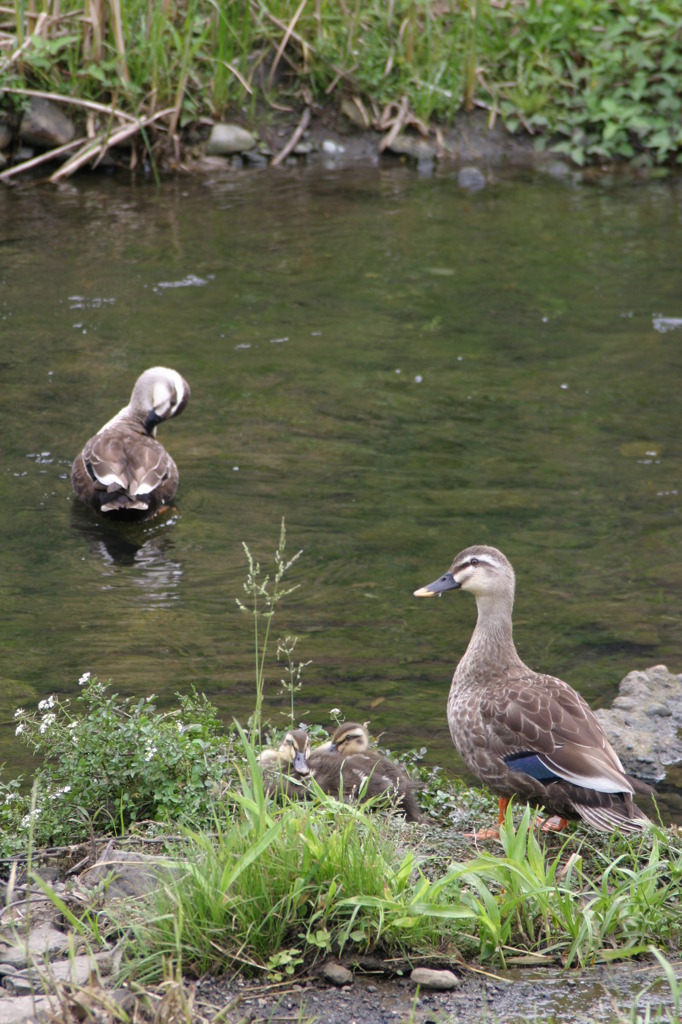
top-left (50, 106), bottom-right (175, 181)
top-left (378, 94), bottom-right (409, 152)
top-left (270, 105), bottom-right (310, 167)
top-left (1, 87), bottom-right (137, 122)
top-left (215, 58), bottom-right (253, 95)
top-left (267, 0), bottom-right (308, 89)
top-left (0, 136), bottom-right (87, 181)
top-left (0, 10), bottom-right (47, 74)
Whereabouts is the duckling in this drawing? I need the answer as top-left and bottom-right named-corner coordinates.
top-left (309, 722), bottom-right (422, 822)
top-left (414, 544), bottom-right (655, 837)
top-left (258, 729), bottom-right (311, 776)
top-left (320, 721), bottom-right (370, 756)
top-left (71, 366), bottom-right (190, 516)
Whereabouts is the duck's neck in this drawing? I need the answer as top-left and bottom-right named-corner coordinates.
top-left (462, 592), bottom-right (524, 672)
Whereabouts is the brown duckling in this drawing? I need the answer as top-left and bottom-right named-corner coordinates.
top-left (322, 721), bottom-right (370, 756)
top-left (71, 366), bottom-right (190, 516)
top-left (309, 722), bottom-right (423, 822)
top-left (259, 728), bottom-right (311, 799)
top-left (258, 729), bottom-right (311, 775)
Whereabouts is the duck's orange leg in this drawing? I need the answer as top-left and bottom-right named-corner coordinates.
top-left (464, 797), bottom-right (508, 841)
top-left (538, 814), bottom-right (569, 832)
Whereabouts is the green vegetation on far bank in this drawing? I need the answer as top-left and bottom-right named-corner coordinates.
top-left (1, 0), bottom-right (682, 176)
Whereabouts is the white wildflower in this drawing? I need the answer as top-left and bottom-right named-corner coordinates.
top-left (14, 708), bottom-right (25, 719)
top-left (15, 723), bottom-right (25, 736)
top-left (38, 696), bottom-right (55, 711)
top-left (68, 721), bottom-right (78, 730)
top-left (329, 708), bottom-right (341, 716)
top-left (4, 792), bottom-right (18, 803)
top-left (78, 672), bottom-right (91, 685)
top-left (20, 808), bottom-right (41, 828)
top-left (144, 745), bottom-right (158, 762)
top-left (39, 713), bottom-right (56, 733)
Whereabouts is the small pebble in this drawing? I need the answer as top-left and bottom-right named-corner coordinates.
top-left (321, 961), bottom-right (353, 987)
top-left (409, 967), bottom-right (460, 990)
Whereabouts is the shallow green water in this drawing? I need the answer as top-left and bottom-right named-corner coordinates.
top-left (1, 163), bottom-right (681, 819)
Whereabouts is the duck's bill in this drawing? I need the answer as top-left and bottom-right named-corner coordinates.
top-left (293, 751), bottom-right (310, 774)
top-left (413, 571), bottom-right (460, 597)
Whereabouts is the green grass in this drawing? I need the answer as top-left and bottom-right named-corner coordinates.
top-left (115, 769), bottom-right (682, 982)
top-left (1, 0), bottom-right (681, 170)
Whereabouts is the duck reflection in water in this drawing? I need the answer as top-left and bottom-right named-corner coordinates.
top-left (70, 503), bottom-right (183, 609)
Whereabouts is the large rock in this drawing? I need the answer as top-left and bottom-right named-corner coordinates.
top-left (20, 97), bottom-right (75, 148)
top-left (79, 845), bottom-right (175, 901)
top-left (0, 922), bottom-right (70, 969)
top-left (595, 665), bottom-right (682, 782)
top-left (3, 952), bottom-right (112, 994)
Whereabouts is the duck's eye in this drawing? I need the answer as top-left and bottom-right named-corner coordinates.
top-left (470, 558), bottom-right (479, 567)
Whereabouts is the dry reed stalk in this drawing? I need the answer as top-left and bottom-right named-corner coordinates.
top-left (1, 85), bottom-right (137, 121)
top-left (49, 105), bottom-right (175, 180)
top-left (267, 0), bottom-right (308, 89)
top-left (84, 0), bottom-right (103, 62)
top-left (108, 0), bottom-right (128, 81)
top-left (217, 58), bottom-right (253, 95)
top-left (0, 136), bottom-right (86, 181)
top-left (0, 10), bottom-right (47, 73)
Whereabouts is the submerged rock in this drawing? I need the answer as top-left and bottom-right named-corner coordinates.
top-left (205, 123), bottom-right (257, 156)
top-left (595, 664), bottom-right (682, 782)
top-left (457, 166), bottom-right (487, 191)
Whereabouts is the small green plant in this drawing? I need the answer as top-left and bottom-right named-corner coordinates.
top-left (276, 635), bottom-right (311, 727)
top-left (236, 519), bottom-right (302, 745)
top-left (3, 676), bottom-right (234, 855)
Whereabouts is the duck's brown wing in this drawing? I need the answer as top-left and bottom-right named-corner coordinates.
top-left (81, 429), bottom-right (177, 512)
top-left (480, 673), bottom-right (643, 796)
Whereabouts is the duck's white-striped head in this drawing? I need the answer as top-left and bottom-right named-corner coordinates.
top-left (130, 367), bottom-right (190, 431)
top-left (414, 545), bottom-right (516, 603)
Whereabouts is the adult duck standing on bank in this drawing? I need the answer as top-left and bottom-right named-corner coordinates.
top-left (414, 544), bottom-right (654, 838)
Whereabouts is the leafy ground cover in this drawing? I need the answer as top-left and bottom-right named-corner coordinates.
top-left (1, 0), bottom-right (681, 176)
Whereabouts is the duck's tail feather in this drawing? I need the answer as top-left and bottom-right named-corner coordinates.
top-left (575, 796), bottom-right (651, 834)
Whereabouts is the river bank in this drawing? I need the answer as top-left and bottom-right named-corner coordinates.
top-left (2, 0), bottom-right (681, 183)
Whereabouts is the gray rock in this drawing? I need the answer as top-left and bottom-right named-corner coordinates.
top-left (0, 993), bottom-right (50, 1023)
top-left (20, 97), bottom-right (75, 148)
top-left (457, 166), bottom-right (486, 191)
top-left (409, 967), bottom-right (460, 990)
top-left (595, 665), bottom-right (682, 782)
top-left (293, 139), bottom-right (316, 156)
top-left (79, 846), bottom-right (174, 901)
top-left (340, 97), bottom-right (370, 130)
top-left (4, 951), bottom-right (112, 994)
top-left (205, 123), bottom-right (256, 156)
top-left (386, 134), bottom-right (436, 163)
top-left (0, 923), bottom-right (69, 968)
top-left (320, 961), bottom-right (353, 986)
